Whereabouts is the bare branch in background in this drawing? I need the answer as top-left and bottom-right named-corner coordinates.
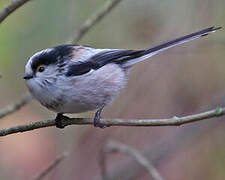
top-left (94, 116), bottom-right (220, 180)
top-left (70, 0), bottom-right (123, 43)
top-left (100, 141), bottom-right (163, 180)
top-left (0, 94), bottom-right (32, 119)
top-left (99, 148), bottom-right (108, 180)
top-left (0, 0), bottom-right (124, 119)
top-left (0, 0), bottom-right (32, 24)
top-left (0, 107), bottom-right (224, 137)
top-left (33, 153), bottom-right (67, 180)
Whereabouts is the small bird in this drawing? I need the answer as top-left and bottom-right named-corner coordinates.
top-left (24, 26), bottom-right (221, 128)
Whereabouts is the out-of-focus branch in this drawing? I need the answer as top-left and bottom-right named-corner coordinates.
top-left (99, 147), bottom-right (108, 180)
top-left (0, 0), bottom-right (33, 118)
top-left (0, 107), bottom-right (224, 137)
top-left (70, 0), bottom-right (123, 43)
top-left (33, 153), bottom-right (67, 180)
top-left (100, 141), bottom-right (163, 180)
top-left (0, 0), bottom-right (32, 24)
top-left (94, 116), bottom-right (221, 180)
top-left (0, 94), bottom-right (32, 119)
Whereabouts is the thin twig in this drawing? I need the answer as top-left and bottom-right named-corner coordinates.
top-left (94, 118), bottom-right (219, 180)
top-left (101, 141), bottom-right (163, 180)
top-left (0, 107), bottom-right (224, 137)
top-left (0, 94), bottom-right (32, 119)
top-left (99, 147), bottom-right (108, 180)
top-left (33, 153), bottom-right (67, 180)
top-left (0, 0), bottom-right (33, 118)
top-left (70, 0), bottom-right (123, 43)
top-left (0, 0), bottom-right (32, 24)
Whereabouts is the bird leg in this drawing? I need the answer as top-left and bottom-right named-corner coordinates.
top-left (94, 106), bottom-right (109, 128)
top-left (55, 113), bottom-right (69, 129)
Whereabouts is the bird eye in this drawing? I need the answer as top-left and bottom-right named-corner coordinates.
top-left (37, 65), bottom-right (45, 73)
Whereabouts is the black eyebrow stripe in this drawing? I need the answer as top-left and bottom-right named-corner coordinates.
top-left (31, 45), bottom-right (75, 71)
top-left (31, 51), bottom-right (59, 71)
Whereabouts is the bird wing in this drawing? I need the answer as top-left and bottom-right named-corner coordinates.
top-left (66, 26), bottom-right (221, 76)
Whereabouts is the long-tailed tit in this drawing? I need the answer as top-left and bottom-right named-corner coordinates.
top-left (24, 26), bottom-right (221, 128)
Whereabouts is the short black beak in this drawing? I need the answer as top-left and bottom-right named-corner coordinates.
top-left (23, 74), bottom-right (33, 80)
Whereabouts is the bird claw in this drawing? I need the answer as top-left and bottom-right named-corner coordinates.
top-left (55, 114), bottom-right (69, 129)
top-left (94, 107), bottom-right (110, 128)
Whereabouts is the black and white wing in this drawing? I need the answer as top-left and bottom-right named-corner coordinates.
top-left (66, 26), bottom-right (221, 76)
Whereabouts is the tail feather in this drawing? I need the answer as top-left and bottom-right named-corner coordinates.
top-left (123, 26), bottom-right (221, 67)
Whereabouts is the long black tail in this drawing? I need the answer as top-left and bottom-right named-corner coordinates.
top-left (122, 26), bottom-right (221, 67)
top-left (85, 26), bottom-right (221, 70)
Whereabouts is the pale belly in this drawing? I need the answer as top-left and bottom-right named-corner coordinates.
top-left (28, 63), bottom-right (127, 114)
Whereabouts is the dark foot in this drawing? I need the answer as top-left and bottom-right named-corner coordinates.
top-left (94, 106), bottom-right (110, 128)
top-left (55, 113), bottom-right (69, 129)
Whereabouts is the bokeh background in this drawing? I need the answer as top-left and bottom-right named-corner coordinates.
top-left (0, 0), bottom-right (225, 179)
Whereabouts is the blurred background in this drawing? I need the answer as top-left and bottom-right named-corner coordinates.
top-left (0, 0), bottom-right (225, 179)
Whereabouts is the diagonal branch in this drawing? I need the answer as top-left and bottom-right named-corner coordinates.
top-left (0, 107), bottom-right (224, 137)
top-left (0, 0), bottom-right (32, 24)
top-left (33, 153), bottom-right (67, 180)
top-left (0, 94), bottom-right (32, 119)
top-left (101, 141), bottom-right (163, 180)
top-left (70, 0), bottom-right (123, 43)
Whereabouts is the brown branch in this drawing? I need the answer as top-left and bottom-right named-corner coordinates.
top-left (94, 118), bottom-right (219, 180)
top-left (99, 145), bottom-right (109, 180)
top-left (0, 94), bottom-right (32, 119)
top-left (101, 141), bottom-right (163, 180)
top-left (0, 0), bottom-right (33, 118)
top-left (33, 153), bottom-right (67, 180)
top-left (0, 0), bottom-right (32, 24)
top-left (70, 0), bottom-right (123, 43)
top-left (0, 107), bottom-right (224, 137)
